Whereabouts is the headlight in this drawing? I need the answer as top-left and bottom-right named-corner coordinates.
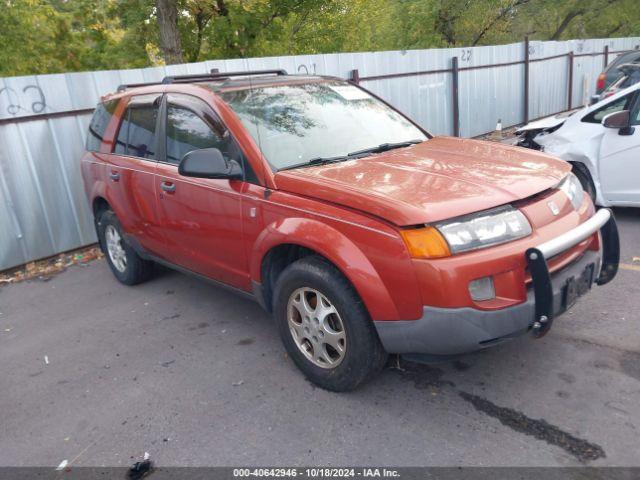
top-left (435, 206), bottom-right (532, 255)
top-left (557, 172), bottom-right (584, 210)
top-left (401, 206), bottom-right (532, 258)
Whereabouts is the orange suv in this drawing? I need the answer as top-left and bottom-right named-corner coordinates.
top-left (82, 70), bottom-right (619, 391)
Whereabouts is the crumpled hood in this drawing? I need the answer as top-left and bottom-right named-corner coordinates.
top-left (516, 110), bottom-right (575, 133)
top-left (533, 102), bottom-right (607, 169)
top-left (535, 124), bottom-right (604, 166)
top-left (274, 136), bottom-right (570, 226)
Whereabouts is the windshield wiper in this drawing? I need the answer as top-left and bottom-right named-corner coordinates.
top-left (278, 155), bottom-right (351, 171)
top-left (278, 139), bottom-right (424, 172)
top-left (347, 139), bottom-right (423, 157)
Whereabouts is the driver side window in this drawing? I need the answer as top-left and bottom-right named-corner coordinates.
top-left (631, 94), bottom-right (640, 126)
top-left (166, 105), bottom-right (224, 165)
top-left (582, 94), bottom-right (632, 124)
top-left (164, 94), bottom-right (257, 183)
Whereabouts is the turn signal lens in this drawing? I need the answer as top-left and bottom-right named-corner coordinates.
top-left (400, 227), bottom-right (451, 259)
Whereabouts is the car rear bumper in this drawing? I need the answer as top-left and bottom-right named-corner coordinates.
top-left (374, 209), bottom-right (619, 356)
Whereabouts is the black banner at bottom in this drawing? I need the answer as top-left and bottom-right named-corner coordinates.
top-left (0, 467), bottom-right (638, 480)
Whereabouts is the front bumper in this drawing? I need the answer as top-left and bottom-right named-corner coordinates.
top-left (374, 209), bottom-right (620, 356)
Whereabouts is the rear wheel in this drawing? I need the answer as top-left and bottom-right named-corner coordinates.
top-left (97, 210), bottom-right (154, 285)
top-left (273, 256), bottom-right (387, 391)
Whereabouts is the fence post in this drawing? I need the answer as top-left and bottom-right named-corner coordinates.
top-left (350, 69), bottom-right (360, 84)
top-left (451, 56), bottom-right (460, 137)
top-left (567, 51), bottom-right (574, 111)
top-left (523, 36), bottom-right (530, 124)
top-left (603, 45), bottom-right (609, 68)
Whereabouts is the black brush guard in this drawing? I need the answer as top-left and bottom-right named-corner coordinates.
top-left (525, 208), bottom-right (620, 338)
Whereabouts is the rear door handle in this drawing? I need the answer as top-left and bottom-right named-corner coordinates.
top-left (109, 171), bottom-right (120, 182)
top-left (160, 181), bottom-right (176, 193)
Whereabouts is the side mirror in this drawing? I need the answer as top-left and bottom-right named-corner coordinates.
top-left (602, 110), bottom-right (635, 136)
top-left (178, 148), bottom-right (242, 180)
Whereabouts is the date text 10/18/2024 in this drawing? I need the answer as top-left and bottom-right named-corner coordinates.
top-left (233, 468), bottom-right (401, 478)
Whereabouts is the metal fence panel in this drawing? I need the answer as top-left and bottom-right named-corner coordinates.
top-left (457, 42), bottom-right (525, 137)
top-left (1, 37), bottom-right (639, 271)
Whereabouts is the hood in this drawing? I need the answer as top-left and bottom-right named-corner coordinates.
top-left (274, 137), bottom-right (570, 226)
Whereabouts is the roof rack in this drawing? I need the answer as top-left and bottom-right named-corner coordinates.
top-left (116, 81), bottom-right (160, 93)
top-left (163, 69), bottom-right (288, 84)
top-left (117, 69), bottom-right (288, 92)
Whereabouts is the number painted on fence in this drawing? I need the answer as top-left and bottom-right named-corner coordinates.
top-left (297, 63), bottom-right (317, 75)
top-left (461, 49), bottom-right (472, 62)
top-left (0, 84), bottom-right (48, 117)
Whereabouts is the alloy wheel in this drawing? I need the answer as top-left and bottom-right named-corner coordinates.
top-left (287, 287), bottom-right (346, 368)
top-left (105, 224), bottom-right (127, 273)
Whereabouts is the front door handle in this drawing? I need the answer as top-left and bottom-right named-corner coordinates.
top-left (160, 181), bottom-right (176, 193)
top-left (109, 171), bottom-right (120, 182)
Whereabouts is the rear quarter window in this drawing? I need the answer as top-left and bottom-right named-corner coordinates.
top-left (86, 99), bottom-right (119, 152)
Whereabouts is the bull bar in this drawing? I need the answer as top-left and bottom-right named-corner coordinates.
top-left (525, 208), bottom-right (620, 338)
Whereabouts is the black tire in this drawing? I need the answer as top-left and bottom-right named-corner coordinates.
top-left (571, 163), bottom-right (596, 204)
top-left (273, 256), bottom-right (387, 392)
top-left (97, 210), bottom-right (154, 285)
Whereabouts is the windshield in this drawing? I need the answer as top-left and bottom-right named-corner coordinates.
top-left (218, 81), bottom-right (427, 170)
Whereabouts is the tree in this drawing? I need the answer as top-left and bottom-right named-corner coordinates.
top-left (156, 0), bottom-right (183, 64)
top-left (1, 0), bottom-right (639, 77)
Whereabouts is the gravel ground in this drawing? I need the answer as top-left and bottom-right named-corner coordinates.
top-left (0, 209), bottom-right (638, 468)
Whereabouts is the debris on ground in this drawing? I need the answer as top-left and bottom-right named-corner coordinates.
top-left (232, 380), bottom-right (244, 386)
top-left (44, 355), bottom-right (50, 365)
top-left (128, 452), bottom-right (153, 480)
top-left (0, 245), bottom-right (104, 287)
top-left (475, 125), bottom-right (520, 143)
top-left (55, 459), bottom-right (69, 471)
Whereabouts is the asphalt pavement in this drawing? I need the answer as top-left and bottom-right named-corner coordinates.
top-left (0, 208), bottom-right (639, 467)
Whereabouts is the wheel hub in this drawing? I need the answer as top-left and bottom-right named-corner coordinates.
top-left (287, 287), bottom-right (346, 369)
top-left (105, 225), bottom-right (127, 273)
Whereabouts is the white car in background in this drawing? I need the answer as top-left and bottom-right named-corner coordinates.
top-left (516, 83), bottom-right (640, 207)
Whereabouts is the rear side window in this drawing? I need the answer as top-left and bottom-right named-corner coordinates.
top-left (114, 95), bottom-right (160, 159)
top-left (620, 70), bottom-right (640, 89)
top-left (608, 51), bottom-right (640, 72)
top-left (86, 99), bottom-right (118, 152)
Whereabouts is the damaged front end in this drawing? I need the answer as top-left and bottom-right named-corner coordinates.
top-left (515, 110), bottom-right (577, 150)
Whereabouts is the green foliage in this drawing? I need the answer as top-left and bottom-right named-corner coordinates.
top-left (1, 0), bottom-right (639, 77)
top-left (0, 0), bottom-right (152, 76)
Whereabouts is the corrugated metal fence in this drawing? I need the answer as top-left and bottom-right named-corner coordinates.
top-left (1, 36), bottom-right (639, 271)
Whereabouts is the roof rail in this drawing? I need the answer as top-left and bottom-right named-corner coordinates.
top-left (116, 69), bottom-right (288, 92)
top-left (162, 69), bottom-right (288, 84)
top-left (116, 81), bottom-right (162, 93)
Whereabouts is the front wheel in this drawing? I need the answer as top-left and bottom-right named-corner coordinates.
top-left (273, 256), bottom-right (387, 391)
top-left (572, 163), bottom-right (596, 204)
